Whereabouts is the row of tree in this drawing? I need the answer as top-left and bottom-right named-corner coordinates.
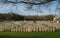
top-left (0, 13), bottom-right (55, 21)
top-left (25, 15), bottom-right (55, 20)
top-left (0, 13), bottom-right (24, 21)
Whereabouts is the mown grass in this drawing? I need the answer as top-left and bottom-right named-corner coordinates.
top-left (0, 32), bottom-right (60, 38)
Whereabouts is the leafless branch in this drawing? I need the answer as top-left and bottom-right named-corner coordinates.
top-left (1, 0), bottom-right (54, 5)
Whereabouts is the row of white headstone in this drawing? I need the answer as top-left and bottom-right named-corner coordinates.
top-left (10, 26), bottom-right (56, 32)
top-left (0, 21), bottom-right (56, 32)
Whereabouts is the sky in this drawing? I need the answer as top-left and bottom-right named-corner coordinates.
top-left (0, 0), bottom-right (60, 17)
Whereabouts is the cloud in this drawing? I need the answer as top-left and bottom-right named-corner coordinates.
top-left (0, 0), bottom-right (60, 16)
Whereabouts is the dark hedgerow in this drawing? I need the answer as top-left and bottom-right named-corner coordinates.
top-left (0, 13), bottom-right (55, 21)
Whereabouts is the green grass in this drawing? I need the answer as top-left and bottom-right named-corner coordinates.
top-left (0, 32), bottom-right (60, 38)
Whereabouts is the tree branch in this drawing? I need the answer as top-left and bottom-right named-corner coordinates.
top-left (2, 0), bottom-right (54, 5)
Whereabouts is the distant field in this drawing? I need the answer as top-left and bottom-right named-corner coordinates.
top-left (0, 32), bottom-right (60, 38)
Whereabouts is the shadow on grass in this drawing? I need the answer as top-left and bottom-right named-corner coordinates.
top-left (55, 29), bottom-right (60, 32)
top-left (0, 35), bottom-right (45, 38)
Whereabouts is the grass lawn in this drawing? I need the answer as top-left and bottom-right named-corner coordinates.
top-left (0, 32), bottom-right (60, 38)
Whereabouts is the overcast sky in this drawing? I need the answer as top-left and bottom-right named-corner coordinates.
top-left (0, 0), bottom-right (60, 17)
